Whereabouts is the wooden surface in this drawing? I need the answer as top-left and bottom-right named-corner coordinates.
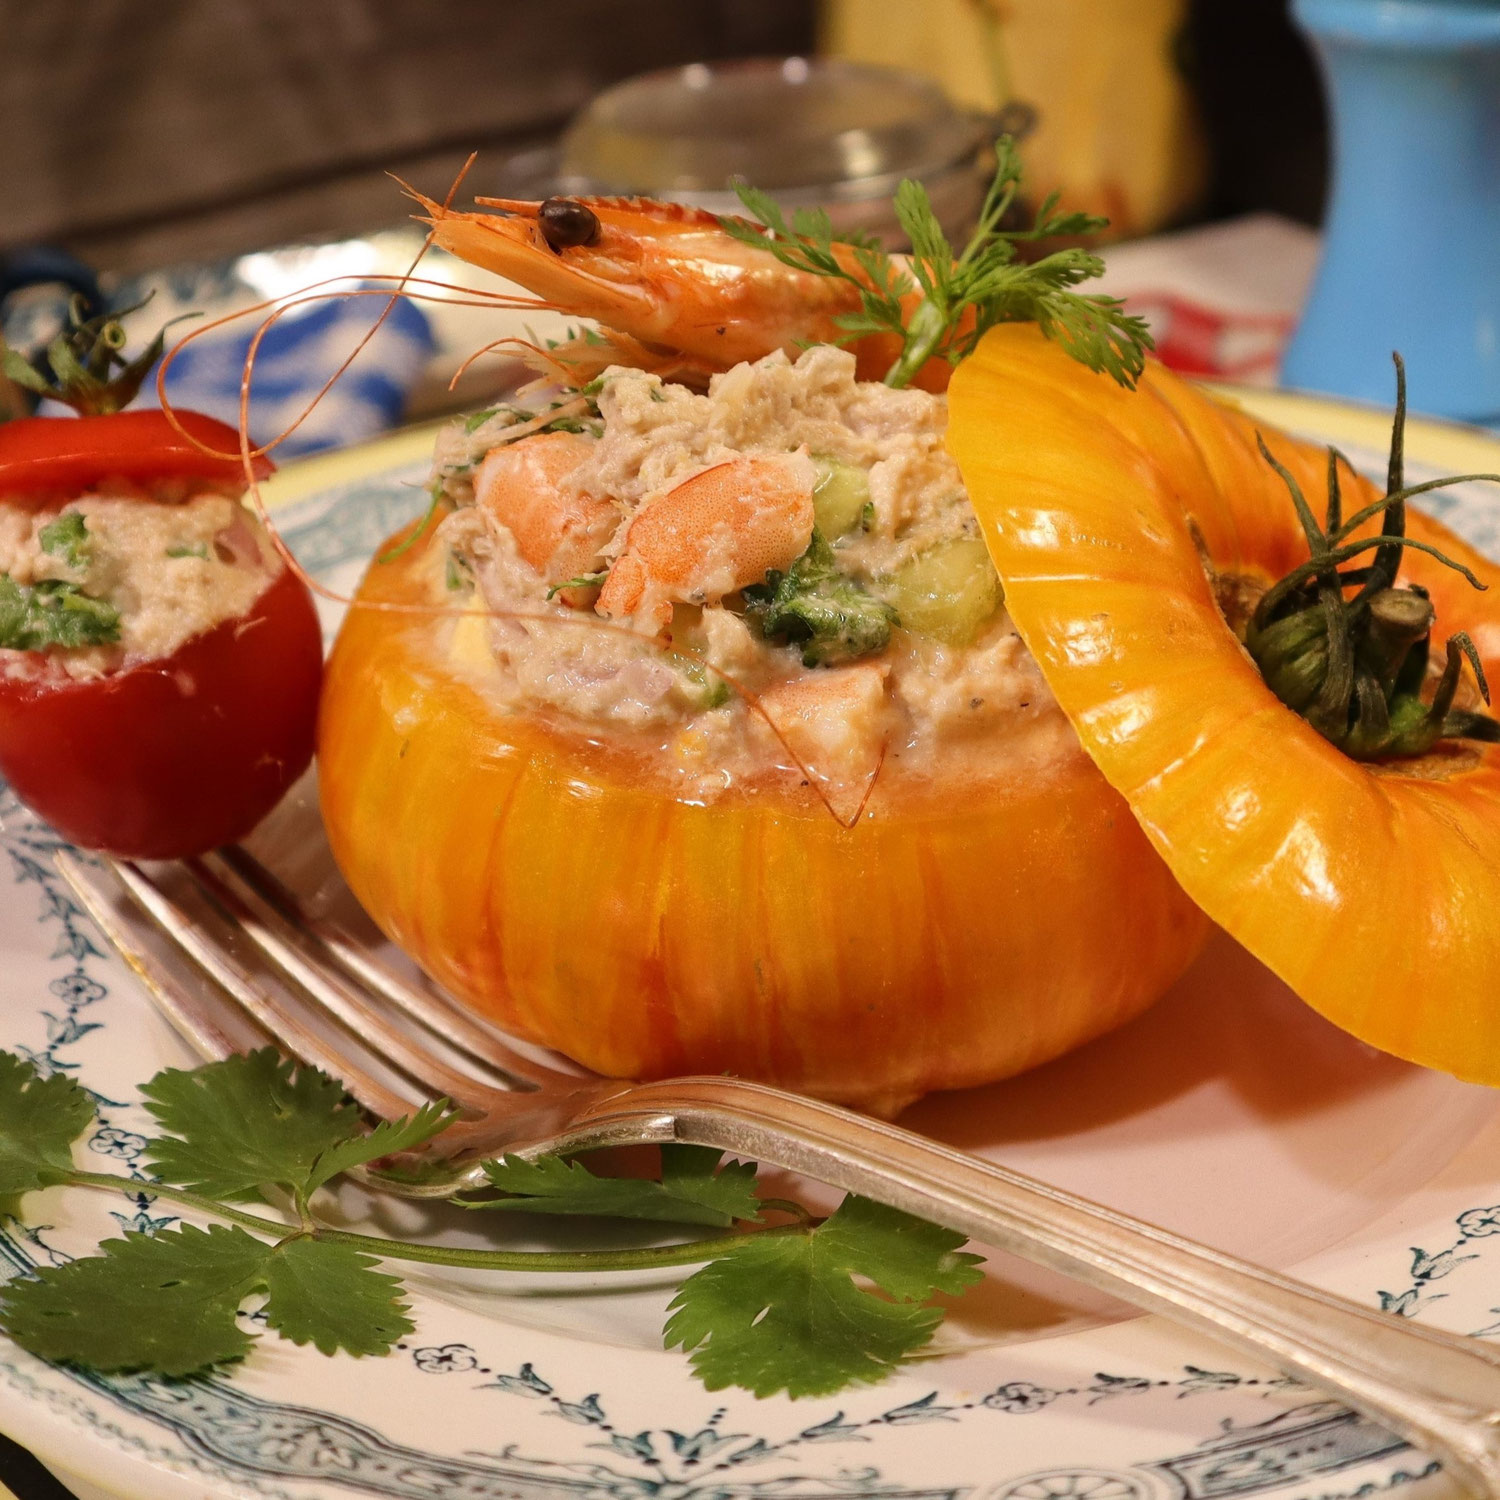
top-left (0, 0), bottom-right (814, 271)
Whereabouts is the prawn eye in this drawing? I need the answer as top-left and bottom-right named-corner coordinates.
top-left (538, 198), bottom-right (601, 251)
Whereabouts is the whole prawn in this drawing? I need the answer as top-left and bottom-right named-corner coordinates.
top-left (413, 191), bottom-right (945, 391)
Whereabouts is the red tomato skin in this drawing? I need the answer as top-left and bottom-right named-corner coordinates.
top-left (0, 567), bottom-right (322, 857)
top-left (0, 410), bottom-right (272, 505)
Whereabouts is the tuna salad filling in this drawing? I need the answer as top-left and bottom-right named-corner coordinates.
top-left (0, 487), bottom-right (283, 683)
top-left (428, 345), bottom-right (1068, 796)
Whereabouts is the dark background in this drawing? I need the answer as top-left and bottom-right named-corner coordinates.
top-left (0, 0), bottom-right (1327, 273)
top-left (1182, 0), bottom-right (1328, 226)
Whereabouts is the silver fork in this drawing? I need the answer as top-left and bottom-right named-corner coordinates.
top-left (54, 843), bottom-right (1500, 1495)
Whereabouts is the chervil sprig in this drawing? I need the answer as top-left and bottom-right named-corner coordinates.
top-left (719, 186), bottom-right (914, 355)
top-left (720, 136), bottom-right (1153, 391)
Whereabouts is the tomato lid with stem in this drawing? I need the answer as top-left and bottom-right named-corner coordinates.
top-left (948, 323), bottom-right (1500, 1085)
top-left (0, 294), bottom-right (272, 498)
top-left (0, 409), bottom-right (273, 500)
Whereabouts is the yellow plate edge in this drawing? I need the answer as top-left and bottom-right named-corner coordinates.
top-left (1207, 382), bottom-right (1500, 474)
top-left (255, 419), bottom-right (448, 513)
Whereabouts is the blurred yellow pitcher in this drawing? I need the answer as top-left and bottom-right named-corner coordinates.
top-left (821, 0), bottom-right (1204, 238)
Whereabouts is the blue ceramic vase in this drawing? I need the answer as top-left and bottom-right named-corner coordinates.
top-left (1282, 0), bottom-right (1500, 422)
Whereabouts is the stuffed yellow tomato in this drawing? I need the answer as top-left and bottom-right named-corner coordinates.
top-left (320, 152), bottom-right (1211, 1111)
top-left (320, 344), bottom-right (1207, 1112)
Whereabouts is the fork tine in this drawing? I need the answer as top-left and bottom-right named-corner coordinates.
top-left (55, 851), bottom-right (252, 1064)
top-left (105, 857), bottom-right (425, 1122)
top-left (180, 854), bottom-right (517, 1115)
top-left (213, 845), bottom-right (582, 1090)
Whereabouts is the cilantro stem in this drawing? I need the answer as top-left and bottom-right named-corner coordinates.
top-left (68, 1172), bottom-right (289, 1234)
top-left (65, 1170), bottom-right (807, 1274)
top-left (376, 489), bottom-right (446, 564)
top-left (756, 1196), bottom-right (815, 1224)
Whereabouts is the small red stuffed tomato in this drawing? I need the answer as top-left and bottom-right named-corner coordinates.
top-left (0, 409), bottom-right (322, 857)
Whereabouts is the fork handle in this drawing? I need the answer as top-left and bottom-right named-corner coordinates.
top-left (562, 1075), bottom-right (1500, 1494)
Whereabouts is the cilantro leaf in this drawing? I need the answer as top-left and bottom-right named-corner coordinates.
top-left (0, 1224), bottom-right (268, 1375)
top-left (472, 1145), bottom-right (761, 1227)
top-left (719, 188), bottom-right (911, 354)
top-left (0, 1052), bottom-right (95, 1195)
top-left (143, 1049), bottom-right (362, 1203)
top-left (37, 513), bottom-right (91, 570)
top-left (144, 1051), bottom-right (456, 1205)
top-left (0, 576), bottom-right (119, 650)
top-left (0, 1222), bottom-right (413, 1375)
top-left (744, 530), bottom-right (896, 666)
top-left (261, 1237), bottom-right (413, 1356)
top-left (661, 1145), bottom-right (761, 1222)
top-left (886, 144), bottom-right (1151, 389)
top-left (305, 1099), bottom-right (458, 1198)
top-left (0, 1047), bottom-right (982, 1396)
top-left (663, 1195), bottom-right (982, 1397)
top-left (820, 1194), bottom-right (984, 1301)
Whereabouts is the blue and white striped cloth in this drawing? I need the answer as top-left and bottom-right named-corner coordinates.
top-left (132, 289), bottom-right (435, 459)
top-left (4, 253), bottom-right (436, 459)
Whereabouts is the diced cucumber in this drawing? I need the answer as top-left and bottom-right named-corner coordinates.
top-left (883, 536), bottom-right (1002, 646)
top-left (672, 653), bottom-right (732, 711)
top-left (811, 457), bottom-right (871, 539)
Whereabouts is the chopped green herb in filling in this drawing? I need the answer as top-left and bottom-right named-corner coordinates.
top-left (166, 542), bottom-right (210, 561)
top-left (445, 550), bottom-right (474, 592)
top-left (38, 513), bottom-right (91, 570)
top-left (744, 530), bottom-right (896, 667)
top-left (463, 407), bottom-right (503, 434)
top-left (672, 653), bottom-right (733, 710)
top-left (537, 413), bottom-right (604, 438)
top-left (0, 576), bottom-right (120, 650)
top-left (545, 570), bottom-right (607, 600)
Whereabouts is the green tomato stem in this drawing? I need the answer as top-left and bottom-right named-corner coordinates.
top-left (66, 1170), bottom-right (805, 1273)
top-left (1245, 362), bottom-right (1500, 759)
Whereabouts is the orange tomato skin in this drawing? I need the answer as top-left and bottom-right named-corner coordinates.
top-left (318, 536), bottom-right (1208, 1112)
top-left (950, 325), bottom-right (1500, 1084)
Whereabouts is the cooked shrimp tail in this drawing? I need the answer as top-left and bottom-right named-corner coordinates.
top-left (597, 453), bottom-right (816, 634)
